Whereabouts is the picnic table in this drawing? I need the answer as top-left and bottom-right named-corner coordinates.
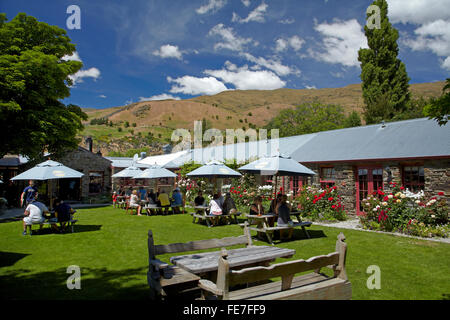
top-left (169, 245), bottom-right (295, 282)
top-left (190, 205), bottom-right (241, 227)
top-left (245, 211), bottom-right (312, 244)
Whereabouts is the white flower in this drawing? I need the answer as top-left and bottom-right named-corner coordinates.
top-left (365, 202), bottom-right (370, 206)
top-left (415, 200), bottom-right (420, 204)
top-left (373, 208), bottom-right (378, 212)
top-left (381, 202), bottom-right (388, 206)
top-left (388, 195), bottom-right (393, 199)
top-left (400, 194), bottom-right (406, 199)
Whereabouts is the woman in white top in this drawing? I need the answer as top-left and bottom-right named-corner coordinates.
top-left (208, 194), bottom-right (223, 226)
top-left (129, 190), bottom-right (142, 215)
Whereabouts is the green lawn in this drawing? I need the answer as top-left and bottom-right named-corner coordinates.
top-left (0, 206), bottom-right (449, 300)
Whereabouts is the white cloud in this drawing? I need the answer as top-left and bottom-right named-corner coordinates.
top-left (209, 24), bottom-right (254, 52)
top-left (232, 2), bottom-right (268, 23)
top-left (153, 44), bottom-right (183, 60)
top-left (99, 94), bottom-right (107, 98)
top-left (279, 18), bottom-right (295, 24)
top-left (275, 36), bottom-right (304, 52)
top-left (241, 0), bottom-right (251, 7)
top-left (196, 0), bottom-right (227, 14)
top-left (139, 94), bottom-right (181, 101)
top-left (69, 67), bottom-right (101, 84)
top-left (241, 52), bottom-right (297, 76)
top-left (204, 63), bottom-right (286, 90)
top-left (387, 0), bottom-right (450, 25)
top-left (305, 85), bottom-right (317, 90)
top-left (62, 52), bottom-right (82, 62)
top-left (312, 19), bottom-right (368, 67)
top-left (168, 76), bottom-right (228, 95)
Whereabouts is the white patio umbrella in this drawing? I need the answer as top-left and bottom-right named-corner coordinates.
top-left (111, 166), bottom-right (142, 178)
top-left (238, 154), bottom-right (315, 196)
top-left (134, 165), bottom-right (177, 191)
top-left (186, 161), bottom-right (242, 193)
top-left (11, 160), bottom-right (84, 208)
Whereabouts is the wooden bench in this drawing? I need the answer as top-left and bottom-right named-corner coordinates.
top-left (198, 233), bottom-right (351, 300)
top-left (25, 218), bottom-right (78, 234)
top-left (147, 222), bottom-right (254, 300)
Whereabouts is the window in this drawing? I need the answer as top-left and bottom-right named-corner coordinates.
top-left (320, 167), bottom-right (335, 189)
top-left (89, 171), bottom-right (104, 194)
top-left (290, 176), bottom-right (310, 195)
top-left (403, 166), bottom-right (424, 192)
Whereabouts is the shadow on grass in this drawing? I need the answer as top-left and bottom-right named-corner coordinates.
top-left (252, 229), bottom-right (327, 245)
top-left (0, 266), bottom-right (150, 300)
top-left (24, 224), bottom-right (102, 236)
top-left (0, 251), bottom-right (30, 267)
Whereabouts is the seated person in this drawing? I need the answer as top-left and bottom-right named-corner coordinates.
top-left (171, 188), bottom-right (183, 214)
top-left (276, 195), bottom-right (294, 239)
top-left (250, 196), bottom-right (265, 216)
top-left (157, 189), bottom-right (171, 215)
top-left (208, 193), bottom-right (223, 226)
top-left (139, 186), bottom-right (147, 202)
top-left (22, 198), bottom-right (49, 235)
top-left (129, 190), bottom-right (142, 216)
top-left (194, 191), bottom-right (205, 206)
top-left (268, 193), bottom-right (283, 214)
top-left (147, 189), bottom-right (157, 204)
top-left (53, 198), bottom-right (75, 232)
top-left (222, 192), bottom-right (237, 215)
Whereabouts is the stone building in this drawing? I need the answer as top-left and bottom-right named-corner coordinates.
top-left (55, 139), bottom-right (112, 201)
top-left (139, 118), bottom-right (450, 216)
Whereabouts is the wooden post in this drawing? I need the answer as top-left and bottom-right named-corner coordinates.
top-left (216, 248), bottom-right (230, 300)
top-left (335, 233), bottom-right (348, 281)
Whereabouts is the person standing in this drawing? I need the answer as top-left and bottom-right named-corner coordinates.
top-left (20, 180), bottom-right (38, 208)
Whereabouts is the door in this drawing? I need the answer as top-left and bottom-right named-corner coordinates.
top-left (356, 167), bottom-right (383, 214)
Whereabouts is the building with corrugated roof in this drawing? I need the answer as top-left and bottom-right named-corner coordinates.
top-left (139, 118), bottom-right (450, 215)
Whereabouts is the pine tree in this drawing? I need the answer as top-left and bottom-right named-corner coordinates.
top-left (358, 0), bottom-right (410, 124)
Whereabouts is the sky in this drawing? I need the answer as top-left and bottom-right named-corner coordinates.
top-left (2, 0), bottom-right (450, 109)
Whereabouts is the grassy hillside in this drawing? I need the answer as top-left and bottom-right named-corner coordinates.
top-left (80, 81), bottom-right (445, 156)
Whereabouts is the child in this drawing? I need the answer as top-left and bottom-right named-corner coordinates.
top-left (112, 191), bottom-right (118, 208)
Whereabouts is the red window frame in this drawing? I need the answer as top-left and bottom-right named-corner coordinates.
top-left (320, 166), bottom-right (336, 189)
top-left (355, 166), bottom-right (383, 214)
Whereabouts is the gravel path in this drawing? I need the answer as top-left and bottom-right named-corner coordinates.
top-left (312, 218), bottom-right (450, 244)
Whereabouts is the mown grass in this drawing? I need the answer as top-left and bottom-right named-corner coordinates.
top-left (0, 206), bottom-right (449, 300)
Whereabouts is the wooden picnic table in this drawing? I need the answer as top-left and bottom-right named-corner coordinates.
top-left (169, 245), bottom-right (295, 282)
top-left (246, 212), bottom-right (311, 244)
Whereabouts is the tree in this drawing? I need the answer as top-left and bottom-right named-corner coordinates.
top-left (358, 0), bottom-right (410, 124)
top-left (0, 13), bottom-right (87, 159)
top-left (265, 103), bottom-right (347, 138)
top-left (344, 111), bottom-right (362, 128)
top-left (423, 78), bottom-right (450, 126)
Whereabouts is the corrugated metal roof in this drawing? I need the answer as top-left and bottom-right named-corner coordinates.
top-left (290, 118), bottom-right (450, 162)
top-left (105, 157), bottom-right (150, 169)
top-left (122, 118), bottom-right (450, 168)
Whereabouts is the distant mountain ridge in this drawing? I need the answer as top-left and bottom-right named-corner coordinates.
top-left (80, 81), bottom-right (445, 156)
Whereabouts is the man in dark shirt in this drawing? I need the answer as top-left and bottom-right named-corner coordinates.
top-left (194, 191), bottom-right (205, 206)
top-left (53, 198), bottom-right (75, 232)
top-left (20, 180), bottom-right (38, 207)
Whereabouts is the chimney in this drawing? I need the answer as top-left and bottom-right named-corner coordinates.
top-left (162, 144), bottom-right (172, 154)
top-left (140, 152), bottom-right (147, 159)
top-left (85, 137), bottom-right (93, 152)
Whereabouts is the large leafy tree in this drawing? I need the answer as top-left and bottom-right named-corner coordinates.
top-left (265, 103), bottom-right (349, 138)
top-left (423, 78), bottom-right (450, 126)
top-left (358, 0), bottom-right (410, 124)
top-left (0, 13), bottom-right (87, 160)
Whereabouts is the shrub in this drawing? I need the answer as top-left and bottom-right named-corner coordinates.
top-left (295, 186), bottom-right (347, 221)
top-left (358, 183), bottom-right (448, 237)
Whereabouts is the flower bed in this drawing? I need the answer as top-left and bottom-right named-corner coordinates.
top-left (358, 183), bottom-right (449, 238)
top-left (295, 186), bottom-right (347, 221)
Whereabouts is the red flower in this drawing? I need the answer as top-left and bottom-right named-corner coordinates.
top-left (438, 192), bottom-right (444, 196)
top-left (331, 205), bottom-right (336, 209)
top-left (239, 195), bottom-right (243, 198)
top-left (383, 196), bottom-right (389, 201)
top-left (400, 186), bottom-right (404, 190)
top-left (328, 197), bottom-right (334, 201)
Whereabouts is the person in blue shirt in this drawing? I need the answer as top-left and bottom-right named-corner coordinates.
top-left (20, 180), bottom-right (38, 207)
top-left (171, 188), bottom-right (183, 214)
top-left (53, 198), bottom-right (75, 233)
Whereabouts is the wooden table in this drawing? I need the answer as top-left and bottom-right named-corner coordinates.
top-left (170, 245), bottom-right (295, 281)
top-left (246, 213), bottom-right (311, 244)
top-left (190, 206), bottom-right (214, 227)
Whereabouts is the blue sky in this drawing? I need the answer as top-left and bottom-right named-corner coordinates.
top-left (2, 0), bottom-right (450, 109)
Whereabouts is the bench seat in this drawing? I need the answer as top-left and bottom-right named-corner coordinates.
top-left (25, 219), bottom-right (78, 233)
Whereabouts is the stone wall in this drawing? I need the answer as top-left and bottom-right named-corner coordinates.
top-left (58, 147), bottom-right (112, 199)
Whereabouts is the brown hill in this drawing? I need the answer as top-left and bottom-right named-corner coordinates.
top-left (81, 81), bottom-right (445, 155)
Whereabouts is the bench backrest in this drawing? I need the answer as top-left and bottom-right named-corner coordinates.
top-left (216, 233), bottom-right (348, 299)
top-left (148, 222), bottom-right (253, 259)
